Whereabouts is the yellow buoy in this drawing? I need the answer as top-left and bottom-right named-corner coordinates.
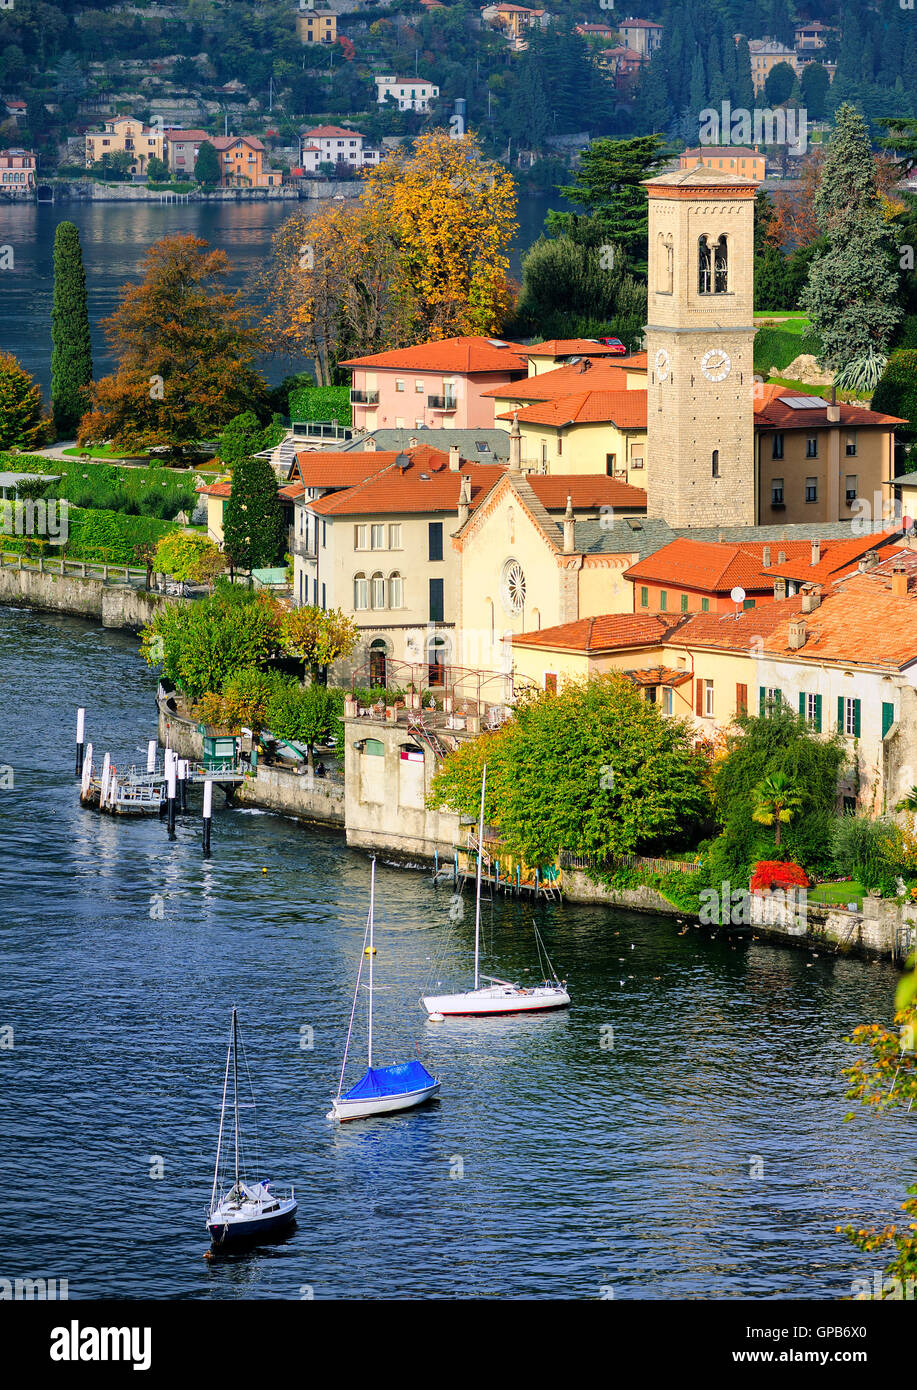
top-left (262, 867), bottom-right (268, 873)
top-left (365, 946), bottom-right (376, 955)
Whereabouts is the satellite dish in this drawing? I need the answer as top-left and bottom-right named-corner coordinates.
top-left (730, 586), bottom-right (746, 605)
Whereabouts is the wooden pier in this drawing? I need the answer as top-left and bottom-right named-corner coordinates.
top-left (446, 833), bottom-right (563, 902)
top-left (80, 753), bottom-right (244, 817)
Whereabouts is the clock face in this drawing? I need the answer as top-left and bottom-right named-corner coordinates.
top-left (654, 348), bottom-right (670, 381)
top-left (701, 347), bottom-right (731, 383)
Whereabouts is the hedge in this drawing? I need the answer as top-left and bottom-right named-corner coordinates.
top-left (64, 508), bottom-right (180, 564)
top-left (0, 453), bottom-right (197, 519)
top-left (289, 385), bottom-right (352, 427)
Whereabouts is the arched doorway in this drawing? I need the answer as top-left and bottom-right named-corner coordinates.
top-left (369, 638), bottom-right (387, 688)
top-left (427, 634), bottom-right (449, 688)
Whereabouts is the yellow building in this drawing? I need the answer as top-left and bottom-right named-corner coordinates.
top-left (495, 392), bottom-right (648, 482)
top-left (296, 9), bottom-right (337, 44)
top-left (680, 147), bottom-right (766, 181)
top-left (747, 39), bottom-right (798, 93)
top-left (85, 117), bottom-right (164, 175)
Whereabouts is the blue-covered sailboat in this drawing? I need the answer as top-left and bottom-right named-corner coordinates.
top-left (330, 859), bottom-right (440, 1122)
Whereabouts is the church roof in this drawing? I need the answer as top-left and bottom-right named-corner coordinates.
top-left (643, 165), bottom-right (759, 190)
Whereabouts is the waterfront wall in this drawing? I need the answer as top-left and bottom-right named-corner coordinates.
top-left (53, 181), bottom-right (299, 202)
top-left (343, 716), bottom-right (462, 862)
top-left (0, 564), bottom-right (165, 631)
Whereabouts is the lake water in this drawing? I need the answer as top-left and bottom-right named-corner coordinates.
top-left (0, 604), bottom-right (910, 1299)
top-left (0, 194), bottom-right (564, 400)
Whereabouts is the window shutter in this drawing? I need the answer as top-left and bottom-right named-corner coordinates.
top-left (696, 678), bottom-right (704, 716)
top-left (815, 694), bottom-right (822, 733)
top-left (798, 692), bottom-right (805, 719)
top-left (774, 689), bottom-right (782, 706)
top-left (759, 686), bottom-right (765, 717)
top-left (853, 699), bottom-right (861, 738)
top-left (882, 702), bottom-right (894, 738)
top-left (837, 696), bottom-right (844, 732)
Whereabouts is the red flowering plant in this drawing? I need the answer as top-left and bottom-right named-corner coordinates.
top-left (750, 860), bottom-right (810, 893)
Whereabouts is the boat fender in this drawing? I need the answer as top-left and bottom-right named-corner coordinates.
top-left (428, 1012), bottom-right (445, 1022)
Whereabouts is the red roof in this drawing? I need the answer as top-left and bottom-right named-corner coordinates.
top-left (197, 480), bottom-right (231, 498)
top-left (624, 537), bottom-right (816, 594)
top-left (524, 339), bottom-right (630, 356)
top-left (765, 532), bottom-right (906, 584)
top-left (303, 125), bottom-right (366, 139)
top-left (341, 336), bottom-right (529, 374)
top-left (481, 360), bottom-right (631, 401)
top-left (683, 146), bottom-right (761, 158)
top-left (527, 475), bottom-right (646, 510)
top-left (163, 128), bottom-right (209, 141)
top-left (308, 450), bottom-right (504, 516)
top-left (212, 135), bottom-right (265, 151)
top-left (513, 613), bottom-right (671, 652)
top-left (293, 450), bottom-right (392, 489)
top-left (753, 384), bottom-right (905, 429)
top-left (498, 388), bottom-right (647, 429)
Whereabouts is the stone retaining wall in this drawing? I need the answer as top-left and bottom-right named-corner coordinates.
top-left (0, 565), bottom-right (165, 631)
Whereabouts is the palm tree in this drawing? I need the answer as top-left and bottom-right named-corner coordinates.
top-left (897, 786), bottom-right (917, 816)
top-left (751, 770), bottom-right (804, 849)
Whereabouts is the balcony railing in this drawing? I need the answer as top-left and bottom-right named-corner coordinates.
top-left (288, 528), bottom-right (316, 560)
top-left (427, 394), bottom-right (457, 411)
top-left (350, 389), bottom-right (379, 406)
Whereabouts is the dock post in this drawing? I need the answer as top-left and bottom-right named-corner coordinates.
top-left (202, 778), bottom-right (212, 856)
top-left (453, 850), bottom-right (458, 886)
top-left (177, 758), bottom-right (187, 813)
top-left (166, 758), bottom-right (176, 838)
top-left (147, 740), bottom-right (157, 775)
top-left (81, 742), bottom-right (93, 797)
top-left (75, 707), bottom-right (85, 777)
top-left (100, 752), bottom-right (111, 808)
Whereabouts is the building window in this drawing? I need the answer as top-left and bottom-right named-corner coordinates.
top-left (606, 453), bottom-right (616, 476)
top-left (388, 572), bottom-right (403, 608)
top-left (355, 524), bottom-right (368, 550)
top-left (428, 521), bottom-right (443, 562)
top-left (371, 572), bottom-right (385, 609)
top-left (395, 379), bottom-right (405, 392)
top-left (429, 577), bottom-right (444, 623)
top-left (702, 597), bottom-right (710, 612)
top-left (772, 434), bottom-right (784, 460)
top-left (427, 633), bottom-right (447, 683)
top-left (545, 673), bottom-right (558, 695)
top-left (801, 691), bottom-right (823, 731)
top-left (371, 523), bottom-right (385, 549)
top-left (680, 594), bottom-right (689, 612)
top-left (659, 590), bottom-right (667, 612)
top-left (662, 688), bottom-right (673, 715)
top-left (354, 573), bottom-right (368, 609)
top-left (640, 586), bottom-right (649, 608)
top-left (712, 449), bottom-right (720, 478)
top-left (388, 523), bottom-right (401, 549)
top-left (415, 380), bottom-right (424, 393)
top-left (736, 683), bottom-right (747, 716)
top-left (704, 679), bottom-right (714, 717)
top-left (698, 236), bottom-right (712, 294)
top-left (883, 701), bottom-right (896, 738)
top-left (805, 477), bottom-right (818, 503)
top-left (760, 687), bottom-right (782, 715)
top-left (845, 476), bottom-right (858, 507)
top-left (839, 696), bottom-right (861, 738)
top-left (806, 436), bottom-right (818, 458)
top-left (771, 478), bottom-right (784, 506)
top-left (846, 433), bottom-right (858, 457)
top-left (631, 455), bottom-right (644, 470)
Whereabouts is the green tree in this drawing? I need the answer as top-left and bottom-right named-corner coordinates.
top-left (871, 349), bottom-right (917, 460)
top-left (217, 410), bottom-right (272, 467)
top-left (800, 104), bottom-right (901, 374)
top-left (510, 232), bottom-right (646, 347)
top-left (800, 62), bottom-right (830, 122)
top-left (153, 531), bottom-right (224, 584)
top-left (194, 140), bottom-right (220, 186)
top-left (222, 455), bottom-right (285, 577)
top-left (751, 770), bottom-right (804, 848)
top-left (428, 674), bottom-right (711, 867)
top-left (50, 221), bottom-right (93, 439)
top-left (0, 351), bottom-right (48, 451)
top-left (763, 61), bottom-right (795, 108)
top-left (266, 680), bottom-right (343, 773)
top-left (146, 155), bottom-right (170, 183)
top-left (548, 135), bottom-right (668, 276)
top-left (140, 586), bottom-right (283, 702)
top-left (281, 605), bottom-right (359, 682)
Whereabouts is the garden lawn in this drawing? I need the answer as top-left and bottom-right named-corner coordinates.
top-left (809, 879), bottom-right (865, 909)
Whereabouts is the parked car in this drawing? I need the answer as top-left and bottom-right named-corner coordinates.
top-left (598, 337), bottom-right (627, 354)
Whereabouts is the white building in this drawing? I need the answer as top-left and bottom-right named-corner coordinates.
top-left (298, 125), bottom-right (380, 171)
top-left (374, 76), bottom-right (440, 112)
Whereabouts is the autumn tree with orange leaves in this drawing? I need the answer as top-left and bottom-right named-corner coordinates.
top-left (79, 235), bottom-right (265, 457)
top-left (261, 130), bottom-right (517, 384)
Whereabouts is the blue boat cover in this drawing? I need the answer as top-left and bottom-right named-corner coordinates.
top-left (341, 1060), bottom-right (436, 1101)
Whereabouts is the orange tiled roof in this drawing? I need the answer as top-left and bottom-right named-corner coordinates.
top-left (753, 384), bottom-right (906, 429)
top-left (341, 336), bottom-right (529, 374)
top-left (624, 537), bottom-right (814, 593)
top-left (302, 125), bottom-right (366, 139)
top-left (525, 339), bottom-right (631, 356)
top-left (497, 388), bottom-right (647, 429)
top-left (308, 453), bottom-right (504, 517)
top-left (512, 613), bottom-right (672, 652)
top-left (765, 532), bottom-right (905, 584)
top-left (481, 360), bottom-right (630, 400)
top-left (196, 480), bottom-right (231, 497)
top-left (293, 450), bottom-right (395, 489)
top-left (526, 475), bottom-right (646, 510)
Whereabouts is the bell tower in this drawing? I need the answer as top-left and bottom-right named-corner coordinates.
top-left (643, 165), bottom-right (759, 528)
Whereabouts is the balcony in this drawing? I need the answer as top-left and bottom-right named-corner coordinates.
top-left (350, 389), bottom-right (379, 406)
top-left (289, 528), bottom-right (316, 560)
top-left (427, 394), bottom-right (457, 412)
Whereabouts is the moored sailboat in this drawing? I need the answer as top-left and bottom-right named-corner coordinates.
top-left (330, 859), bottom-right (441, 1122)
top-left (422, 765), bottom-right (571, 1018)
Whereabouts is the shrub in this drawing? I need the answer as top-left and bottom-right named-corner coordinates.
top-left (750, 860), bottom-right (809, 893)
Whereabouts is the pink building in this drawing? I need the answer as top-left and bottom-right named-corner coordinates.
top-left (340, 336), bottom-right (529, 431)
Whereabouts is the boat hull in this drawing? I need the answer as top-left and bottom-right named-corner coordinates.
top-left (207, 1198), bottom-right (297, 1245)
top-left (422, 986), bottom-right (571, 1017)
top-left (331, 1081), bottom-right (440, 1122)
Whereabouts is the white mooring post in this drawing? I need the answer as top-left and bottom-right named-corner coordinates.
top-left (100, 753), bottom-right (111, 807)
top-left (81, 743), bottom-right (93, 797)
top-left (167, 758), bottom-right (177, 839)
top-left (147, 740), bottom-right (157, 775)
top-left (75, 708), bottom-right (86, 777)
top-left (202, 778), bottom-right (213, 856)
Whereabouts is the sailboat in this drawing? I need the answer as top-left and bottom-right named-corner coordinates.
top-left (422, 765), bottom-right (571, 1018)
top-left (330, 858), bottom-right (441, 1122)
top-left (206, 1008), bottom-right (297, 1246)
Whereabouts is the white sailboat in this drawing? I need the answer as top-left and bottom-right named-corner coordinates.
top-left (206, 1008), bottom-right (297, 1247)
top-left (330, 859), bottom-right (441, 1122)
top-left (422, 765), bottom-right (571, 1018)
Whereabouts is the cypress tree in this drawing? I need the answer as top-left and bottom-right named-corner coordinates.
top-left (222, 455), bottom-right (285, 577)
top-left (50, 221), bottom-right (92, 439)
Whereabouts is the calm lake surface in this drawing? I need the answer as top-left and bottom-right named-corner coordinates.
top-left (0, 194), bottom-right (565, 399)
top-left (0, 605), bottom-right (912, 1299)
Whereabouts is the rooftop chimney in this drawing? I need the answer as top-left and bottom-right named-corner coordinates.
top-left (448, 444), bottom-right (461, 472)
top-left (787, 617), bottom-right (807, 650)
top-left (800, 586), bottom-right (822, 613)
top-left (774, 577), bottom-right (787, 601)
top-left (777, 550), bottom-right (786, 565)
top-left (858, 549), bottom-right (879, 572)
top-left (409, 436), bottom-right (418, 448)
top-left (892, 563), bottom-right (909, 598)
top-left (827, 401), bottom-right (841, 423)
top-left (509, 411), bottom-right (522, 474)
top-left (364, 437), bottom-right (376, 451)
top-left (457, 472), bottom-right (472, 529)
top-left (762, 545), bottom-right (771, 568)
top-left (563, 496), bottom-right (575, 555)
top-left (811, 539), bottom-right (821, 566)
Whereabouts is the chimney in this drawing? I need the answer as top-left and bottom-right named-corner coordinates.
top-left (777, 550), bottom-right (786, 565)
top-left (762, 546), bottom-right (771, 568)
top-left (800, 586), bottom-right (822, 613)
top-left (409, 436), bottom-right (418, 448)
top-left (563, 496), bottom-right (575, 555)
top-left (448, 444), bottom-right (461, 472)
top-left (509, 411), bottom-right (522, 473)
top-left (892, 563), bottom-right (908, 598)
top-left (858, 549), bottom-right (879, 572)
top-left (364, 437), bottom-right (376, 451)
top-left (787, 617), bottom-right (807, 650)
top-left (457, 472), bottom-right (472, 528)
top-left (774, 577), bottom-right (787, 601)
top-left (827, 401), bottom-right (841, 423)
top-left (811, 539), bottom-right (821, 566)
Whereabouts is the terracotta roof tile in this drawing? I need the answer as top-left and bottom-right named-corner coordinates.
top-left (341, 336), bottom-right (529, 374)
top-left (481, 360), bottom-right (631, 400)
top-left (512, 613), bottom-right (671, 652)
top-left (308, 454), bottom-right (504, 517)
top-left (753, 383), bottom-right (906, 429)
top-left (624, 537), bottom-right (814, 593)
top-left (498, 388), bottom-right (647, 429)
top-left (526, 475), bottom-right (646, 510)
top-left (293, 450), bottom-right (395, 489)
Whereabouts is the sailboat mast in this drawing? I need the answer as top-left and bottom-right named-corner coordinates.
top-left (368, 857), bottom-right (375, 1070)
top-left (232, 1007), bottom-right (240, 1191)
top-left (474, 764), bottom-right (487, 991)
top-left (210, 1014), bottom-right (233, 1214)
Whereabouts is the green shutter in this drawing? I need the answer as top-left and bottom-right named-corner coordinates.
top-left (660, 589), bottom-right (667, 611)
top-left (681, 593), bottom-right (688, 612)
top-left (882, 702), bottom-right (894, 738)
top-left (853, 699), bottom-right (861, 738)
top-left (774, 689), bottom-right (782, 706)
top-left (759, 686), bottom-right (766, 717)
top-left (798, 692), bottom-right (806, 720)
top-left (815, 694), bottom-right (822, 733)
top-left (838, 696), bottom-right (845, 733)
top-left (702, 597), bottom-right (709, 612)
top-left (641, 586), bottom-right (648, 608)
